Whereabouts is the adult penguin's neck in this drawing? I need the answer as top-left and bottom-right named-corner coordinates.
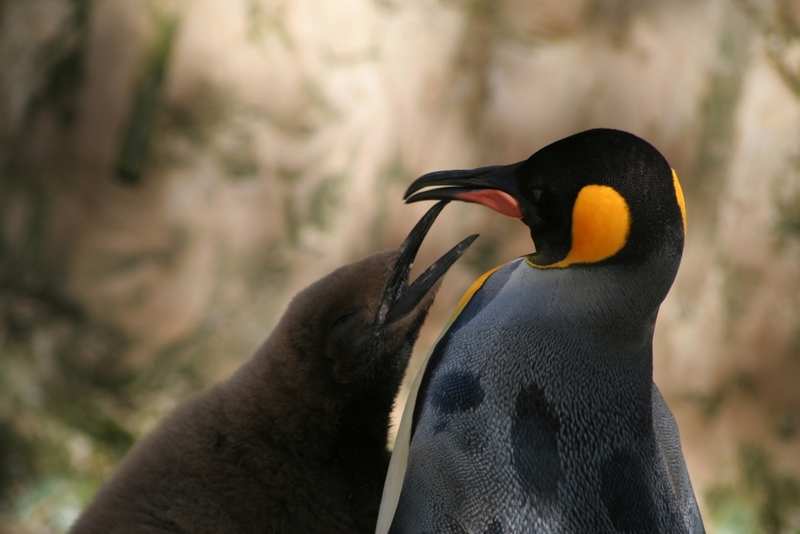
top-left (532, 263), bottom-right (671, 327)
top-left (521, 261), bottom-right (662, 406)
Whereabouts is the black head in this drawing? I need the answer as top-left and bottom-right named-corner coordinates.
top-left (404, 129), bottom-right (686, 272)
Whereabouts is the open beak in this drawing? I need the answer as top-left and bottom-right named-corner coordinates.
top-left (378, 201), bottom-right (478, 326)
top-left (403, 163), bottom-right (525, 219)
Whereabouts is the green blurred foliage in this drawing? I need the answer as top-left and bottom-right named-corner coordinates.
top-left (707, 446), bottom-right (800, 534)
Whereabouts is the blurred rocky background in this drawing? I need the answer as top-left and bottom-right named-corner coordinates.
top-left (1, 0), bottom-right (799, 532)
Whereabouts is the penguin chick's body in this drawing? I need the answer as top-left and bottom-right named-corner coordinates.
top-left (378, 129), bottom-right (704, 534)
top-left (70, 203), bottom-right (476, 534)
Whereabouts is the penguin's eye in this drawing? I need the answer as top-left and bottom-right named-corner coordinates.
top-left (521, 181), bottom-right (544, 204)
top-left (519, 174), bottom-right (546, 204)
top-left (332, 309), bottom-right (359, 328)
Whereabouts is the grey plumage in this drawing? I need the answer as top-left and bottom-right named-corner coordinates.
top-left (377, 129), bottom-right (704, 534)
top-left (652, 385), bottom-right (705, 534)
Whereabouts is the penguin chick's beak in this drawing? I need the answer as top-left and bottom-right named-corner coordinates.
top-left (378, 201), bottom-right (478, 326)
top-left (403, 163), bottom-right (525, 219)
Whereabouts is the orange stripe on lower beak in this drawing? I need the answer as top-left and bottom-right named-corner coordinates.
top-left (453, 190), bottom-right (523, 218)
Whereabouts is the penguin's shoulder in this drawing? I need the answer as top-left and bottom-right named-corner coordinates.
top-left (443, 256), bottom-right (555, 330)
top-left (409, 259), bottom-right (536, 434)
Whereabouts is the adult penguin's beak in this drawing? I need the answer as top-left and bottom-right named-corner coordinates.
top-left (403, 163), bottom-right (525, 219)
top-left (378, 201), bottom-right (478, 326)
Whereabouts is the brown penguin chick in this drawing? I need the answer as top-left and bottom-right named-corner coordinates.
top-left (69, 202), bottom-right (477, 534)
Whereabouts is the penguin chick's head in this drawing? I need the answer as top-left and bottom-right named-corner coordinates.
top-left (283, 202), bottom-right (477, 395)
top-left (404, 129), bottom-right (686, 271)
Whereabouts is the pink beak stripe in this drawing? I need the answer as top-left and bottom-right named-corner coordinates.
top-left (454, 190), bottom-right (523, 219)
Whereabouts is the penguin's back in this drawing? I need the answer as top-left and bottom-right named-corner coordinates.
top-left (390, 258), bottom-right (690, 534)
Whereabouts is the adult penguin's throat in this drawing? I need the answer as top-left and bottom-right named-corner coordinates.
top-left (378, 201), bottom-right (478, 326)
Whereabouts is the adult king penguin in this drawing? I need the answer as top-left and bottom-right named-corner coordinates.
top-left (376, 129), bottom-right (704, 534)
top-left (70, 202), bottom-right (477, 534)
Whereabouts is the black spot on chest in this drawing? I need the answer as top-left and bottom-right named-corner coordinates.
top-left (411, 265), bottom-right (515, 437)
top-left (511, 382), bottom-right (562, 501)
top-left (600, 448), bottom-right (659, 533)
top-left (484, 519), bottom-right (504, 534)
top-left (430, 371), bottom-right (485, 415)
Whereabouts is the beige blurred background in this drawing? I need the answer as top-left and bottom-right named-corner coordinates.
top-left (1, 0), bottom-right (799, 532)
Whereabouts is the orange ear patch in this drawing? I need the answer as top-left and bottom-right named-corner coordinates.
top-left (532, 185), bottom-right (631, 269)
top-left (672, 169), bottom-right (687, 234)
